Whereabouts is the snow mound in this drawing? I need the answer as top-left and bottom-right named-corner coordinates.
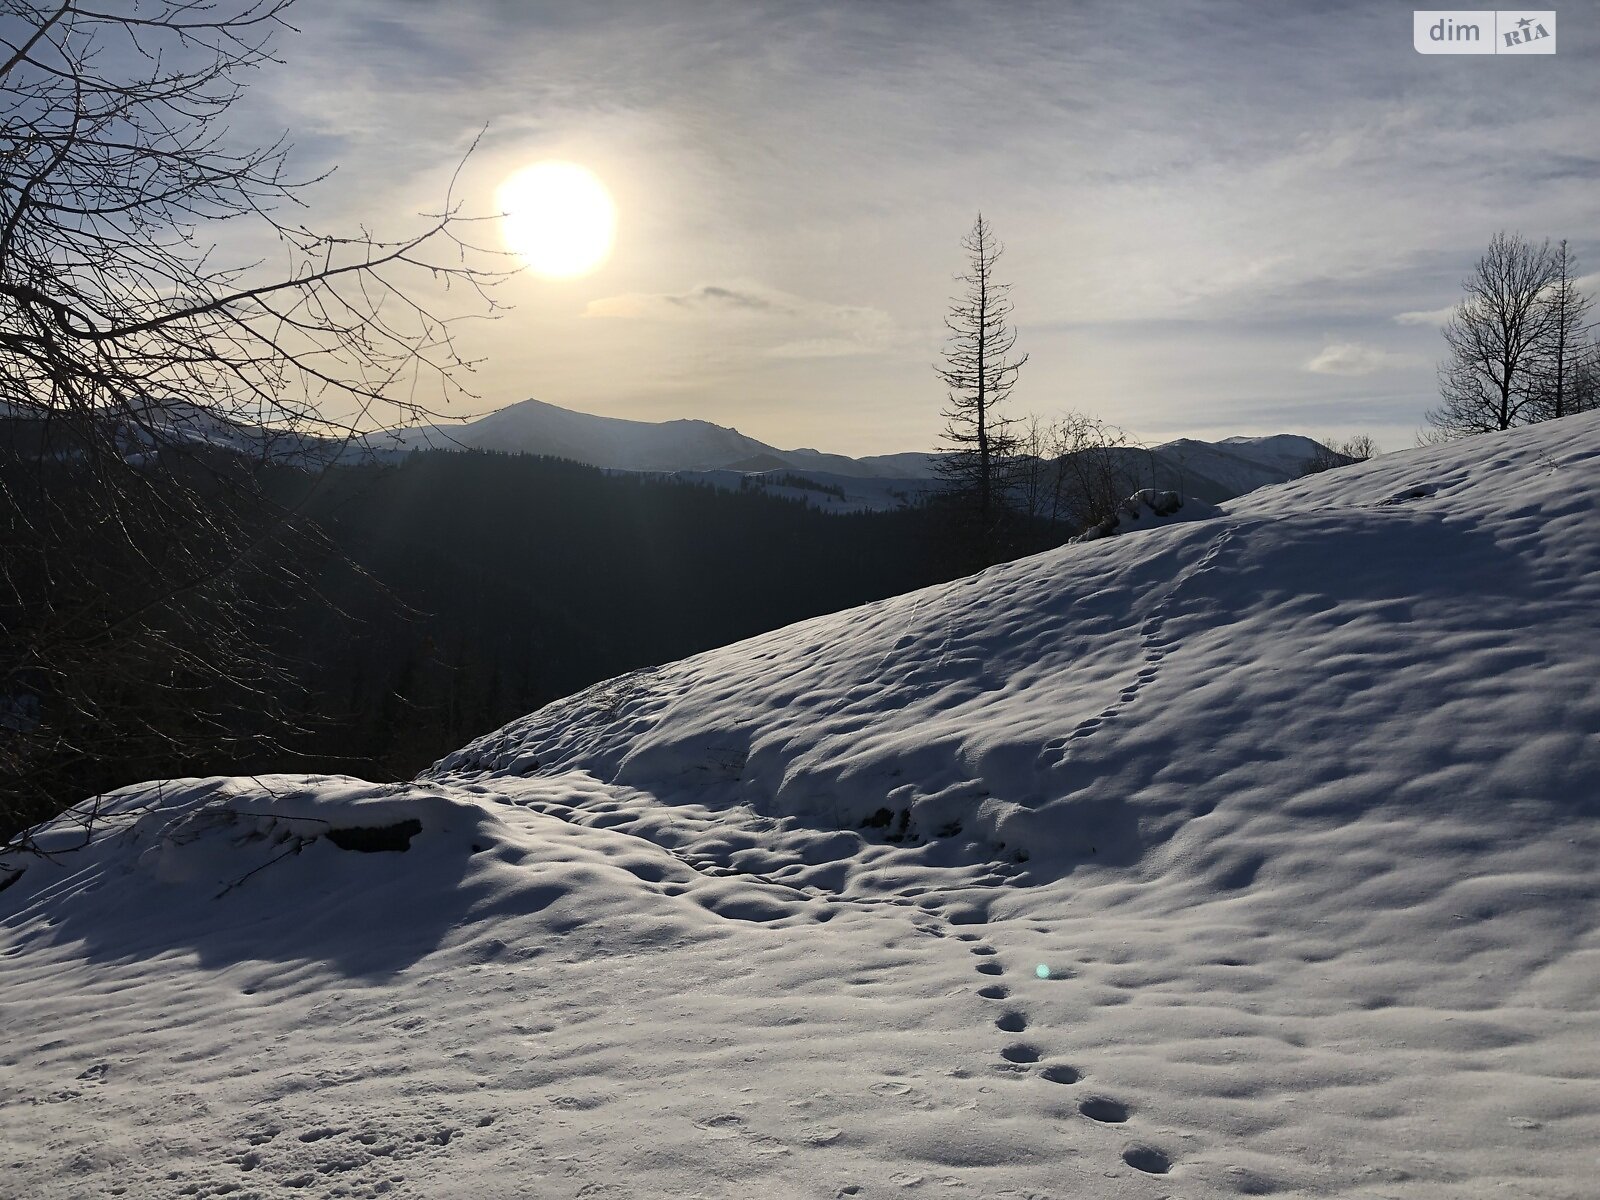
top-left (1069, 488), bottom-right (1222, 542)
top-left (2, 774), bottom-right (754, 980)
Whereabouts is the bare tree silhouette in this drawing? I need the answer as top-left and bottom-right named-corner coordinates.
top-left (934, 213), bottom-right (1027, 562)
top-left (1427, 232), bottom-right (1559, 438)
top-left (0, 0), bottom-right (504, 839)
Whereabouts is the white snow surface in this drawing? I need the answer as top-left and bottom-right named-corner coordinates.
top-left (661, 467), bottom-right (935, 513)
top-left (4, 415), bottom-right (1600, 1199)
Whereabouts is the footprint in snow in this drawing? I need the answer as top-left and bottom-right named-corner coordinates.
top-left (1078, 1096), bottom-right (1130, 1123)
top-left (977, 984), bottom-right (1008, 1000)
top-left (1121, 1143), bottom-right (1173, 1174)
top-left (693, 1114), bottom-right (746, 1138)
top-left (995, 1011), bottom-right (1028, 1033)
top-left (1379, 482), bottom-right (1440, 505)
top-left (1040, 1064), bottom-right (1081, 1085)
top-left (946, 904), bottom-right (988, 926)
top-left (1000, 1043), bottom-right (1041, 1064)
top-left (975, 961), bottom-right (1004, 976)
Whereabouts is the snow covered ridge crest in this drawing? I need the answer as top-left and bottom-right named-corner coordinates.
top-left (433, 413), bottom-right (1600, 873)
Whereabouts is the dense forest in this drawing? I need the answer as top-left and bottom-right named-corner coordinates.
top-left (4, 429), bottom-right (1074, 838)
top-left (187, 449), bottom-right (1062, 786)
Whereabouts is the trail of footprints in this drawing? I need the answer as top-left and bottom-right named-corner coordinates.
top-left (1046, 527), bottom-right (1236, 769)
top-left (494, 784), bottom-right (1181, 1179)
top-left (956, 929), bottom-right (1176, 1179)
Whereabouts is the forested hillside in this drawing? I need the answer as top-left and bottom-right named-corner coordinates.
top-left (257, 450), bottom-right (1034, 781)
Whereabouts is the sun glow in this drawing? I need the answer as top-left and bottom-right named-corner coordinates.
top-left (497, 161), bottom-right (616, 280)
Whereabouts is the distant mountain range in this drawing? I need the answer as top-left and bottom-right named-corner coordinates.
top-left (363, 398), bottom-right (936, 480)
top-left (361, 398), bottom-right (1338, 510)
top-left (1095, 435), bottom-right (1345, 506)
top-left (2, 394), bottom-right (1342, 512)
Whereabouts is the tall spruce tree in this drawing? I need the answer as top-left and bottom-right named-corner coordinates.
top-left (934, 214), bottom-right (1027, 561)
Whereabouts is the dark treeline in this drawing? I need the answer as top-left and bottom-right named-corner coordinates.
top-left (234, 449), bottom-right (1059, 783)
top-left (3, 434), bottom-right (1072, 838)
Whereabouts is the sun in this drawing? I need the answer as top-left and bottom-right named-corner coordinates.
top-left (497, 161), bottom-right (617, 280)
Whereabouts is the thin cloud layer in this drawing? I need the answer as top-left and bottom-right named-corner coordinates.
top-left (1306, 342), bottom-right (1423, 377)
top-left (1394, 306), bottom-right (1458, 328)
top-left (586, 284), bottom-right (903, 359)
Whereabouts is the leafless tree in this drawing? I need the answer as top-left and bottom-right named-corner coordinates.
top-left (1426, 232), bottom-right (1559, 438)
top-left (0, 0), bottom-right (502, 840)
top-left (1343, 433), bottom-right (1380, 460)
top-left (1299, 434), bottom-right (1378, 475)
top-left (934, 214), bottom-right (1026, 557)
top-left (1012, 414), bottom-right (1060, 527)
top-left (1015, 412), bottom-right (1143, 531)
top-left (1571, 344), bottom-right (1600, 417)
top-left (1527, 240), bottom-right (1595, 422)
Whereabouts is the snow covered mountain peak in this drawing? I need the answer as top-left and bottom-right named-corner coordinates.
top-left (367, 396), bottom-right (939, 479)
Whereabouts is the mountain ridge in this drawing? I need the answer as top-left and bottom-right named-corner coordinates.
top-left (364, 396), bottom-right (935, 480)
top-left (361, 396), bottom-right (1340, 509)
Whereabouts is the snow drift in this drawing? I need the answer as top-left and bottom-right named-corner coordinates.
top-left (2, 413), bottom-right (1598, 1199)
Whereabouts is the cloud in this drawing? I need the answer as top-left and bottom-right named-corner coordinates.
top-left (1305, 342), bottom-right (1422, 377)
top-left (768, 337), bottom-right (880, 360)
top-left (1393, 305), bottom-right (1457, 328)
top-left (1395, 267), bottom-right (1600, 331)
top-left (689, 286), bottom-right (775, 311)
top-left (585, 283), bottom-right (902, 358)
top-left (585, 285), bottom-right (787, 319)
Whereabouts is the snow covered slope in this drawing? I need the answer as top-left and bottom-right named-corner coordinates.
top-left (666, 466), bottom-right (937, 513)
top-left (1147, 434), bottom-right (1334, 500)
top-left (4, 415), bottom-right (1598, 1199)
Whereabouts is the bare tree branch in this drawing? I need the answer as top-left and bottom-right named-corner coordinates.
top-left (0, 0), bottom-right (508, 840)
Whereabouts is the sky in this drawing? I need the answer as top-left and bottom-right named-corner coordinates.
top-left (251, 0), bottom-right (1598, 456)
